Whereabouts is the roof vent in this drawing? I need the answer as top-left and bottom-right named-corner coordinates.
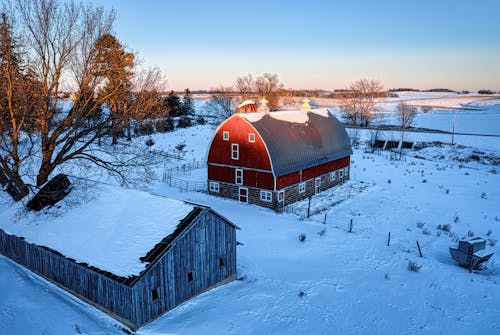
top-left (301, 98), bottom-right (312, 112)
top-left (258, 97), bottom-right (270, 113)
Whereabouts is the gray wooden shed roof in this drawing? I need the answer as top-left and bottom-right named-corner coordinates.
top-left (240, 110), bottom-right (352, 176)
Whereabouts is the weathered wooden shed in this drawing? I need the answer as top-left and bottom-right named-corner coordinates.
top-left (207, 103), bottom-right (352, 210)
top-left (0, 186), bottom-right (238, 330)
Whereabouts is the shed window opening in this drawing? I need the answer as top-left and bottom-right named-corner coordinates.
top-left (235, 169), bottom-right (243, 185)
top-left (187, 271), bottom-right (194, 283)
top-left (231, 143), bottom-right (239, 160)
top-left (260, 190), bottom-right (272, 202)
top-left (219, 257), bottom-right (225, 267)
top-left (299, 182), bottom-right (305, 193)
top-left (339, 169), bottom-right (344, 177)
top-left (209, 181), bottom-right (220, 193)
top-left (248, 133), bottom-right (255, 143)
top-left (329, 172), bottom-right (336, 182)
top-left (223, 131), bottom-right (229, 141)
top-left (151, 288), bottom-right (159, 301)
top-left (278, 190), bottom-right (284, 202)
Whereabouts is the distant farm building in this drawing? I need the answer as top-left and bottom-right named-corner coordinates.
top-left (0, 186), bottom-right (238, 330)
top-left (207, 99), bottom-right (352, 210)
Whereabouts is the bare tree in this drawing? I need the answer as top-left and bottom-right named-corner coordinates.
top-left (205, 86), bottom-right (238, 121)
top-left (234, 74), bottom-right (254, 99)
top-left (396, 101), bottom-right (417, 158)
top-left (338, 79), bottom-right (385, 127)
top-left (255, 73), bottom-right (284, 110)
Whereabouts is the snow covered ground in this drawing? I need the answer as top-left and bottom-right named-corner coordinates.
top-left (1, 92), bottom-right (499, 334)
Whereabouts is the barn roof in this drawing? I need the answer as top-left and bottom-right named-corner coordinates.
top-left (239, 109), bottom-right (352, 176)
top-left (0, 183), bottom-right (236, 282)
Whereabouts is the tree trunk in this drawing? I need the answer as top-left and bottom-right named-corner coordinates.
top-left (0, 168), bottom-right (29, 201)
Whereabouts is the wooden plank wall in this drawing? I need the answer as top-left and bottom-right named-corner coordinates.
top-left (131, 209), bottom-right (237, 326)
top-left (0, 228), bottom-right (135, 323)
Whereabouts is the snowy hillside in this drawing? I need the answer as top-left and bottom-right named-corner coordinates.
top-left (0, 92), bottom-right (499, 335)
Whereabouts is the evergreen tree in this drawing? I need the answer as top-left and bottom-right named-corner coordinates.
top-left (182, 88), bottom-right (195, 116)
top-left (91, 33), bottom-right (134, 144)
top-left (165, 90), bottom-right (182, 117)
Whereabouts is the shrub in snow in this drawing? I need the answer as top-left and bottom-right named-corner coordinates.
top-left (298, 233), bottom-right (306, 242)
top-left (298, 291), bottom-right (306, 298)
top-left (145, 138), bottom-right (155, 147)
top-left (489, 239), bottom-right (497, 247)
top-left (487, 229), bottom-right (493, 236)
top-left (318, 229), bottom-right (326, 237)
top-left (177, 117), bottom-right (192, 128)
top-left (468, 230), bottom-right (474, 237)
top-left (481, 192), bottom-right (487, 199)
top-left (387, 179), bottom-right (391, 184)
top-left (453, 216), bottom-right (460, 223)
top-left (154, 118), bottom-right (174, 132)
top-left (416, 222), bottom-right (425, 229)
top-left (422, 229), bottom-right (431, 236)
top-left (175, 142), bottom-right (187, 152)
top-left (422, 179), bottom-right (427, 183)
top-left (445, 189), bottom-right (450, 194)
top-left (196, 115), bottom-right (206, 125)
top-left (407, 260), bottom-right (422, 272)
top-left (436, 231), bottom-right (441, 237)
top-left (384, 273), bottom-right (390, 280)
top-left (437, 224), bottom-right (452, 232)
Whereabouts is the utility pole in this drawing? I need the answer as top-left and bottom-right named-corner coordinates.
top-left (451, 113), bottom-right (456, 145)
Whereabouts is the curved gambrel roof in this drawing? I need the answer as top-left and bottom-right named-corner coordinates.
top-left (239, 110), bottom-right (352, 176)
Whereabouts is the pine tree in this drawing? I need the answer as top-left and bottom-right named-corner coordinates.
top-left (182, 88), bottom-right (195, 116)
top-left (165, 90), bottom-right (182, 117)
top-left (91, 34), bottom-right (134, 144)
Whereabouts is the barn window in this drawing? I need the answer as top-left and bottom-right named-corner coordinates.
top-left (260, 190), bottom-right (272, 202)
top-left (209, 181), bottom-right (220, 193)
top-left (329, 172), bottom-right (336, 182)
top-left (299, 182), bottom-right (305, 193)
top-left (223, 131), bottom-right (229, 141)
top-left (187, 271), bottom-right (194, 283)
top-left (231, 143), bottom-right (239, 160)
top-left (235, 169), bottom-right (243, 185)
top-left (248, 133), bottom-right (255, 143)
top-left (344, 166), bottom-right (349, 175)
top-left (219, 257), bottom-right (224, 267)
top-left (339, 169), bottom-right (344, 177)
top-left (151, 288), bottom-right (159, 301)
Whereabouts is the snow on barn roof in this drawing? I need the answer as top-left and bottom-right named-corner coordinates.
top-left (0, 183), bottom-right (195, 278)
top-left (239, 109), bottom-right (352, 176)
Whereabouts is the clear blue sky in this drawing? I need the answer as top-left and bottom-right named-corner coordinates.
top-left (90, 0), bottom-right (499, 91)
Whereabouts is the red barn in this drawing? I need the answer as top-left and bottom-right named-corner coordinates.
top-left (207, 108), bottom-right (352, 210)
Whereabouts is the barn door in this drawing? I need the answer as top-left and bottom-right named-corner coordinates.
top-left (238, 187), bottom-right (248, 203)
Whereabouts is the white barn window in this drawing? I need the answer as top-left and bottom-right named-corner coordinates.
top-left (299, 182), bottom-right (306, 193)
top-left (231, 144), bottom-right (239, 160)
top-left (249, 133), bottom-right (255, 143)
top-left (235, 169), bottom-right (243, 185)
top-left (329, 172), bottom-right (336, 182)
top-left (209, 182), bottom-right (220, 193)
top-left (223, 131), bottom-right (229, 141)
top-left (260, 190), bottom-right (272, 202)
top-left (344, 166), bottom-right (349, 175)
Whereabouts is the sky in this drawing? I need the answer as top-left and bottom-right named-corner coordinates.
top-left (89, 0), bottom-right (500, 92)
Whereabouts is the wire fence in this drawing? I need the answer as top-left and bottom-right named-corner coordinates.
top-left (162, 160), bottom-right (207, 192)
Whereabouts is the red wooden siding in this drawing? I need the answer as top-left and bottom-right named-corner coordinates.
top-left (208, 165), bottom-right (274, 190)
top-left (208, 116), bottom-right (272, 171)
top-left (276, 156), bottom-right (350, 189)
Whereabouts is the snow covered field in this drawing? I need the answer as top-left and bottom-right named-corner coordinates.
top-left (1, 92), bottom-right (499, 335)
